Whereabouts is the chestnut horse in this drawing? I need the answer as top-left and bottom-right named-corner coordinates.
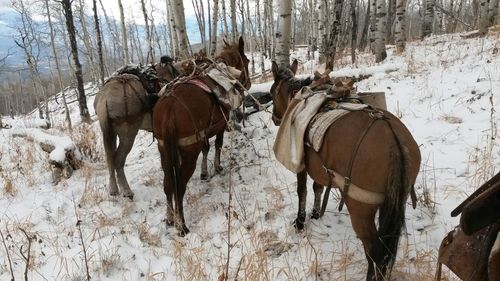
top-left (152, 37), bottom-right (251, 235)
top-left (94, 61), bottom-right (176, 199)
top-left (270, 60), bottom-right (421, 280)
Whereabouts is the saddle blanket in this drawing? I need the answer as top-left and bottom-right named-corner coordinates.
top-left (307, 102), bottom-right (368, 151)
top-left (273, 87), bottom-right (327, 173)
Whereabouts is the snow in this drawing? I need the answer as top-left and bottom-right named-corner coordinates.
top-left (0, 32), bottom-right (499, 280)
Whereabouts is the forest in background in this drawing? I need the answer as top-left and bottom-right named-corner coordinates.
top-left (0, 0), bottom-right (499, 121)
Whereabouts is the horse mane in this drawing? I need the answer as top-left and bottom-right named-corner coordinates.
top-left (216, 43), bottom-right (241, 66)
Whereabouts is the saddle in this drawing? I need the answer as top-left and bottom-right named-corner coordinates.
top-left (113, 64), bottom-right (161, 94)
top-left (437, 173), bottom-right (500, 281)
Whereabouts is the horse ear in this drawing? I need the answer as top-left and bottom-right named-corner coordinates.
top-left (347, 79), bottom-right (355, 88)
top-left (335, 80), bottom-right (344, 88)
top-left (238, 36), bottom-right (245, 54)
top-left (271, 61), bottom-right (279, 81)
top-left (290, 59), bottom-right (298, 75)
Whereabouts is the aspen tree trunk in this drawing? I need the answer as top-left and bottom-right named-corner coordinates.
top-left (325, 0), bottom-right (344, 71)
top-left (479, 0), bottom-right (492, 34)
top-left (118, 0), bottom-right (130, 64)
top-left (421, 0), bottom-right (434, 38)
top-left (77, 0), bottom-right (98, 83)
top-left (93, 0), bottom-right (105, 84)
top-left (132, 22), bottom-right (144, 62)
top-left (491, 0), bottom-right (499, 24)
top-left (167, 0), bottom-right (179, 57)
top-left (318, 0), bottom-right (328, 62)
top-left (394, 0), bottom-right (407, 53)
top-left (268, 0), bottom-right (275, 60)
top-left (263, 0), bottom-right (269, 58)
top-left (386, 0), bottom-right (396, 43)
top-left (172, 0), bottom-right (191, 59)
top-left (62, 0), bottom-right (91, 123)
top-left (275, 0), bottom-right (293, 67)
top-left (222, 0), bottom-right (229, 36)
top-left (359, 0), bottom-right (370, 50)
top-left (374, 0), bottom-right (387, 62)
top-left (140, 0), bottom-right (154, 63)
top-left (230, 0), bottom-right (238, 40)
top-left (192, 0), bottom-right (207, 49)
top-left (246, 0), bottom-right (256, 74)
top-left (350, 0), bottom-right (357, 63)
top-left (165, 0), bottom-right (174, 55)
top-left (210, 0), bottom-right (219, 56)
top-left (369, 0), bottom-right (377, 52)
top-left (256, 0), bottom-right (266, 74)
top-left (45, 0), bottom-right (72, 130)
top-left (434, 0), bottom-right (443, 34)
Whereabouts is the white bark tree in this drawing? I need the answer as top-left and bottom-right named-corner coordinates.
top-left (275, 0), bottom-right (293, 67)
top-left (210, 0), bottom-right (219, 56)
top-left (171, 0), bottom-right (191, 59)
top-left (422, 0), bottom-right (435, 38)
top-left (118, 0), bottom-right (130, 64)
top-left (394, 0), bottom-right (407, 53)
top-left (230, 0), bottom-right (238, 40)
top-left (374, 0), bottom-right (387, 62)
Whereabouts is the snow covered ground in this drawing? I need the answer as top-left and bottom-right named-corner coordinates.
top-left (1, 32), bottom-right (499, 281)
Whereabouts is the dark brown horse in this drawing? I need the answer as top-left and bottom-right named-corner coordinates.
top-left (152, 37), bottom-right (251, 235)
top-left (270, 60), bottom-right (421, 280)
top-left (94, 61), bottom-right (176, 199)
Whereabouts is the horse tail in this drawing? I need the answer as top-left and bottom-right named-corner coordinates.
top-left (372, 121), bottom-right (412, 277)
top-left (161, 100), bottom-right (181, 205)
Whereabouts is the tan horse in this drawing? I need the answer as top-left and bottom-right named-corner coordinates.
top-left (152, 37), bottom-right (251, 235)
top-left (270, 60), bottom-right (421, 281)
top-left (94, 62), bottom-right (176, 199)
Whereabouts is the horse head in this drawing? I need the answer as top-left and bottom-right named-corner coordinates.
top-left (154, 56), bottom-right (179, 84)
top-left (216, 36), bottom-right (252, 90)
top-left (270, 59), bottom-right (313, 125)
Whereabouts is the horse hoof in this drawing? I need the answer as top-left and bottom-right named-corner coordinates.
top-left (311, 210), bottom-right (321, 220)
top-left (200, 173), bottom-right (208, 181)
top-left (178, 226), bottom-right (190, 237)
top-left (292, 218), bottom-right (305, 231)
top-left (164, 219), bottom-right (174, 226)
top-left (215, 166), bottom-right (224, 174)
top-left (109, 191), bottom-right (119, 196)
top-left (123, 193), bottom-right (134, 200)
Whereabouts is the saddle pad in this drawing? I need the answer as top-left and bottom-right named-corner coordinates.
top-left (274, 87), bottom-right (327, 173)
top-left (207, 65), bottom-right (243, 109)
top-left (307, 102), bottom-right (369, 151)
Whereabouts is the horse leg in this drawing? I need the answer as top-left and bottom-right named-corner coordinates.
top-left (200, 141), bottom-right (209, 180)
top-left (174, 152), bottom-right (198, 236)
top-left (114, 130), bottom-right (137, 200)
top-left (346, 199), bottom-right (378, 281)
top-left (101, 123), bottom-right (118, 196)
top-left (214, 131), bottom-right (224, 174)
top-left (311, 182), bottom-right (324, 219)
top-left (158, 144), bottom-right (174, 226)
top-left (293, 171), bottom-right (308, 230)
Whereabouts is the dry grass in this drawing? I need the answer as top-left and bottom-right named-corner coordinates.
top-left (138, 221), bottom-right (161, 247)
top-left (72, 123), bottom-right (103, 163)
top-left (79, 165), bottom-right (107, 207)
top-left (2, 176), bottom-right (16, 196)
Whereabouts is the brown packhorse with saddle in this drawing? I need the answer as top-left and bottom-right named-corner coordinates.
top-left (270, 59), bottom-right (421, 281)
top-left (94, 59), bottom-right (177, 199)
top-left (152, 37), bottom-right (251, 235)
top-left (436, 171), bottom-right (500, 281)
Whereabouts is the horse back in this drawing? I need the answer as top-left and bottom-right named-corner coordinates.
top-left (96, 74), bottom-right (149, 120)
